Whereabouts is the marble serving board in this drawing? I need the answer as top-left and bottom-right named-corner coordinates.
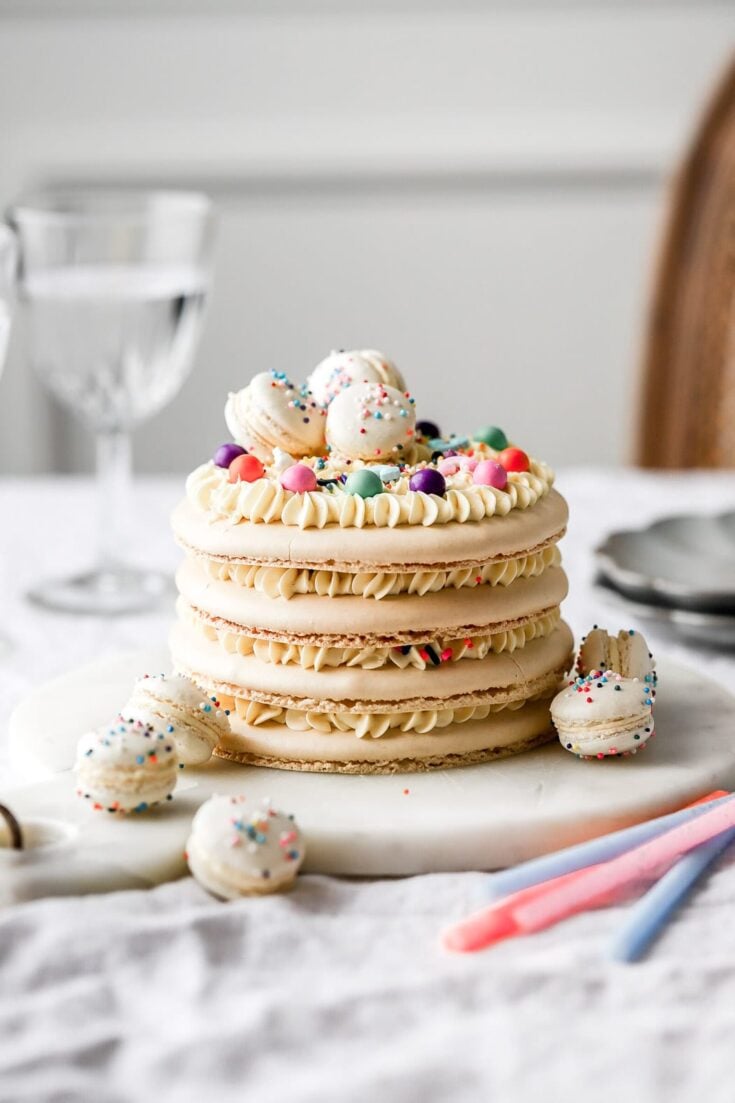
top-left (4, 648), bottom-right (735, 897)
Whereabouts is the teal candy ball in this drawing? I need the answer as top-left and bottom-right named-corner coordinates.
top-left (474, 425), bottom-right (508, 450)
top-left (344, 470), bottom-right (383, 498)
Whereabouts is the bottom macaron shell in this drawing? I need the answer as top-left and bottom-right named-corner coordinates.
top-left (209, 696), bottom-right (557, 773)
top-left (186, 836), bottom-right (296, 898)
top-left (76, 766), bottom-right (178, 813)
top-left (555, 719), bottom-right (655, 760)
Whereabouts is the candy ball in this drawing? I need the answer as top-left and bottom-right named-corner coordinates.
top-left (416, 419), bottom-right (441, 440)
top-left (458, 455), bottom-right (478, 473)
top-left (409, 468), bottom-right (446, 497)
top-left (213, 442), bottom-right (247, 468)
top-left (497, 447), bottom-right (530, 473)
top-left (438, 457), bottom-right (460, 476)
top-left (344, 470), bottom-right (383, 498)
top-left (473, 459), bottom-right (508, 490)
top-left (280, 463), bottom-right (318, 493)
top-left (228, 454), bottom-right (265, 483)
top-left (475, 426), bottom-right (508, 451)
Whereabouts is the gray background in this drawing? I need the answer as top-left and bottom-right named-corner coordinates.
top-left (1, 1), bottom-right (733, 474)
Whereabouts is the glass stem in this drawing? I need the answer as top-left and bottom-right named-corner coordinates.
top-left (96, 429), bottom-right (132, 576)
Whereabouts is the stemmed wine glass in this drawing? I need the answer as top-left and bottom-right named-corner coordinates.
top-left (8, 190), bottom-right (215, 615)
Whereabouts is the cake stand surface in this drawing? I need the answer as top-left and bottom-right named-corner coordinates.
top-left (6, 648), bottom-right (735, 888)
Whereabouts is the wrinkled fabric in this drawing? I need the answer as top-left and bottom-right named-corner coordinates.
top-left (1, 472), bottom-right (735, 1102)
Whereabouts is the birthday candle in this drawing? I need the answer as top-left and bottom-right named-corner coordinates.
top-left (484, 792), bottom-right (731, 900)
top-left (512, 797), bottom-right (735, 933)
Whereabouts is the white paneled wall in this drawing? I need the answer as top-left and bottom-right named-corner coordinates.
top-left (0, 3), bottom-right (733, 473)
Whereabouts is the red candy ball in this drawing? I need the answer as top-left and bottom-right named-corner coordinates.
top-left (497, 447), bottom-right (530, 473)
top-left (228, 454), bottom-right (265, 483)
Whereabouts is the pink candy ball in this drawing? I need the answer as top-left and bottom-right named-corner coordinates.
top-left (473, 459), bottom-right (508, 490)
top-left (280, 463), bottom-right (318, 493)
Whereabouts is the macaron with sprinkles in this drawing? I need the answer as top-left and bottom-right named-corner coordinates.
top-left (123, 673), bottom-right (231, 766)
top-left (186, 794), bottom-right (305, 898)
top-left (75, 716), bottom-right (179, 813)
top-left (325, 381), bottom-right (416, 461)
top-left (551, 626), bottom-right (657, 760)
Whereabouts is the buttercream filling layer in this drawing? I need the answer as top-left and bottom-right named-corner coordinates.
top-left (200, 544), bottom-right (562, 600)
top-left (175, 558), bottom-right (568, 642)
top-left (215, 697), bottom-right (556, 764)
top-left (170, 619), bottom-right (573, 708)
top-left (178, 598), bottom-right (562, 671)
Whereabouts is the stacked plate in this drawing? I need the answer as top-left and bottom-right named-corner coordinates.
top-left (595, 510), bottom-right (735, 648)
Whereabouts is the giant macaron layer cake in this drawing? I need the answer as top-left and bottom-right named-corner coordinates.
top-left (171, 350), bottom-right (572, 773)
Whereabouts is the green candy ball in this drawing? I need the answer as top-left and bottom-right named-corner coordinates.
top-left (344, 470), bottom-right (383, 498)
top-left (474, 425), bottom-right (508, 450)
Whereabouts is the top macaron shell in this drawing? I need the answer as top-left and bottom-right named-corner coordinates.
top-left (578, 628), bottom-right (654, 682)
top-left (76, 718), bottom-right (179, 769)
top-left (325, 381), bottom-right (417, 461)
top-left (551, 675), bottom-right (652, 726)
top-left (307, 351), bottom-right (385, 407)
top-left (225, 371), bottom-right (326, 460)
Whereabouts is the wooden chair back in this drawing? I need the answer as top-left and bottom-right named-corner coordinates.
top-left (637, 54), bottom-right (735, 468)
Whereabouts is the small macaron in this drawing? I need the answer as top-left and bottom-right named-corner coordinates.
top-left (225, 370), bottom-right (326, 461)
top-left (409, 467), bottom-right (446, 497)
top-left (186, 795), bottom-right (305, 898)
top-left (279, 462), bottom-right (318, 493)
top-left (75, 717), bottom-right (179, 813)
top-left (123, 673), bottom-right (230, 766)
top-left (326, 381), bottom-right (416, 461)
top-left (472, 459), bottom-right (508, 490)
top-left (551, 671), bottom-right (655, 760)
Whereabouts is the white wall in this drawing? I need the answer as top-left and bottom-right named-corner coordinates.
top-left (0, 2), bottom-right (733, 474)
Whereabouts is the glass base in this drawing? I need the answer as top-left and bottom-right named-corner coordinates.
top-left (27, 567), bottom-right (174, 616)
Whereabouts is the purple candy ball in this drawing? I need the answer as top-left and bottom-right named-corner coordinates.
top-left (416, 419), bottom-right (441, 440)
top-left (409, 467), bottom-right (446, 497)
top-left (214, 442), bottom-right (247, 468)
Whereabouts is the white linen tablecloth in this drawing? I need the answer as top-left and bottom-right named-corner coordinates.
top-left (1, 469), bottom-right (735, 1103)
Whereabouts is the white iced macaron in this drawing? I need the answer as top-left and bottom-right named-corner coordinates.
top-left (326, 381), bottom-right (416, 461)
top-left (308, 349), bottom-right (405, 407)
top-left (551, 670), bottom-right (655, 759)
top-left (225, 370), bottom-right (326, 461)
top-left (75, 717), bottom-right (179, 813)
top-left (123, 673), bottom-right (230, 766)
top-left (577, 626), bottom-right (656, 683)
top-left (359, 349), bottom-right (406, 393)
top-left (186, 794), bottom-right (305, 898)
